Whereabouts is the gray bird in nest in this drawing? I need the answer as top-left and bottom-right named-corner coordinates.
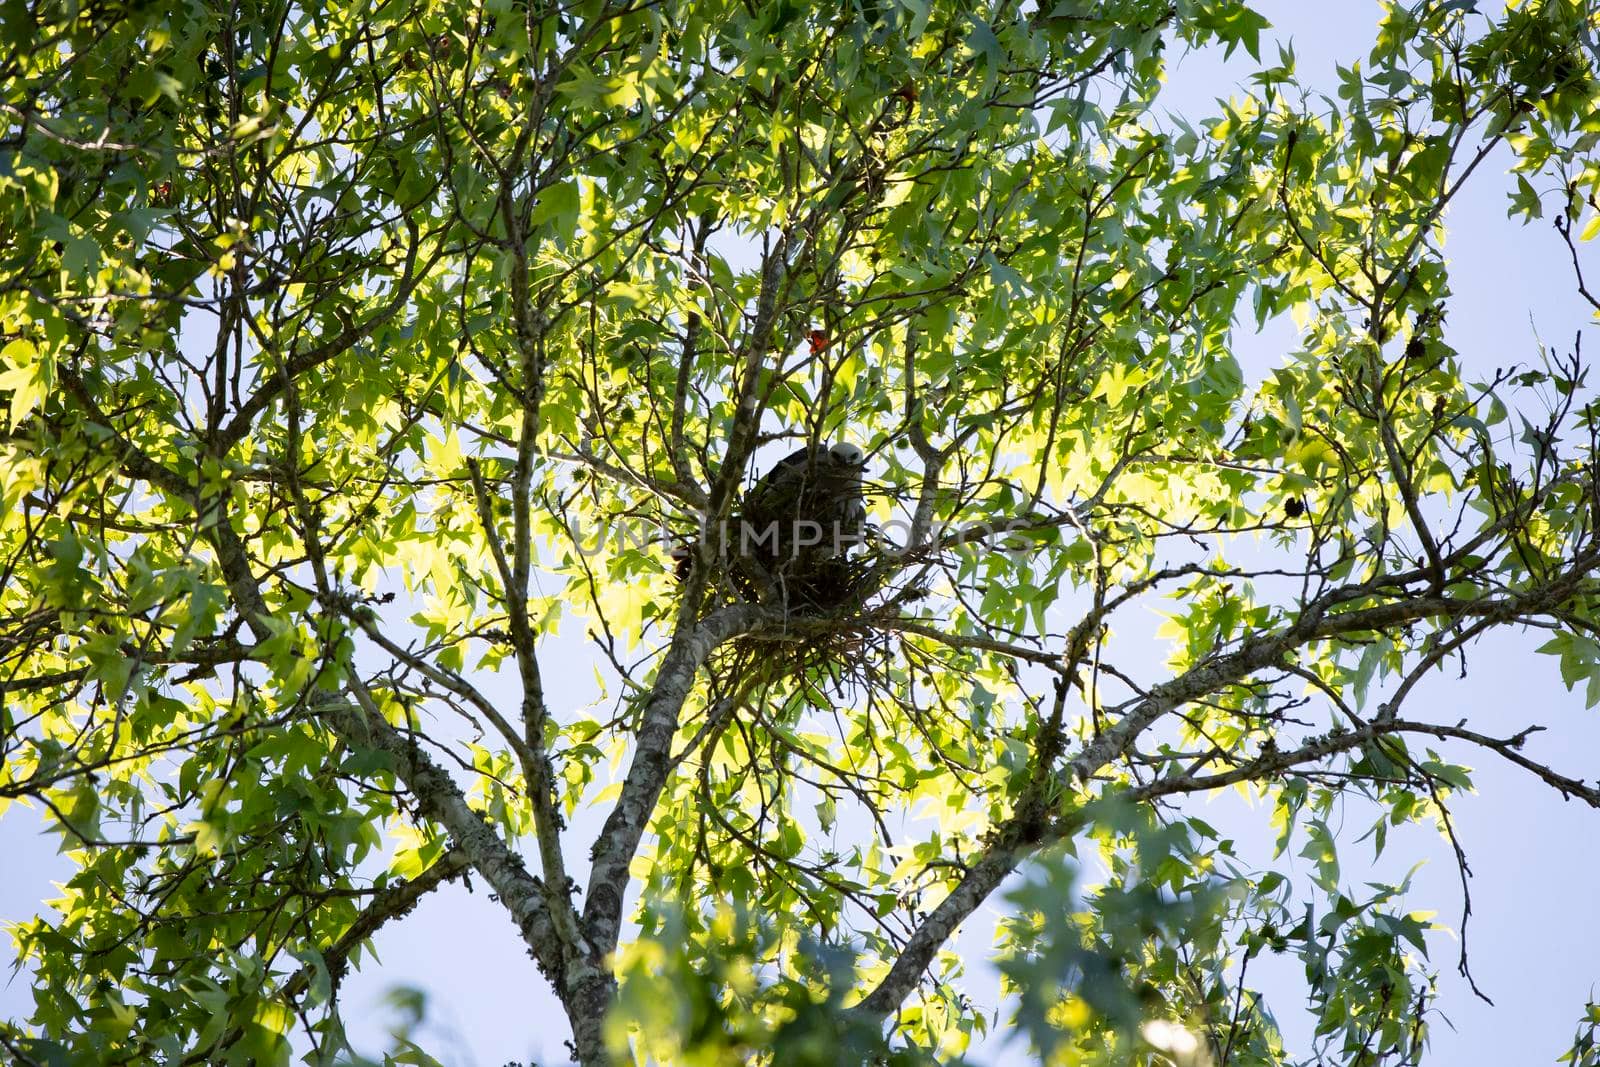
top-left (741, 441), bottom-right (867, 560)
top-left (673, 441), bottom-right (869, 600)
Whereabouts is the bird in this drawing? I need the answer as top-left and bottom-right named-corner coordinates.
top-left (738, 441), bottom-right (867, 566)
top-left (671, 441), bottom-right (869, 602)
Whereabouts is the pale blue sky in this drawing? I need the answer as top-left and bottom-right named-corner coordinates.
top-left (4, 3), bottom-right (1599, 1065)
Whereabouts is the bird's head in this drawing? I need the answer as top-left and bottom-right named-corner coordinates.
top-left (828, 441), bottom-right (867, 469)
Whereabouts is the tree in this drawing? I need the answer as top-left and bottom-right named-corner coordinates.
top-left (2, 0), bottom-right (1600, 1063)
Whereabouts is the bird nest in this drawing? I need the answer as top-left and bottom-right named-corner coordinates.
top-left (747, 552), bottom-right (885, 613)
top-left (713, 592), bottom-right (905, 704)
